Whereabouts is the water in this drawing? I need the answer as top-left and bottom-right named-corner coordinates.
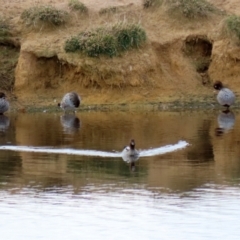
top-left (0, 109), bottom-right (240, 239)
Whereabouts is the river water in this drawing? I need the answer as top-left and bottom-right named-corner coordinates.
top-left (0, 109), bottom-right (239, 239)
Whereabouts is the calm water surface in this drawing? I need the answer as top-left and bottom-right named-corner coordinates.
top-left (0, 109), bottom-right (240, 239)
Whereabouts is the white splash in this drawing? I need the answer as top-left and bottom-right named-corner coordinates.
top-left (0, 140), bottom-right (188, 158)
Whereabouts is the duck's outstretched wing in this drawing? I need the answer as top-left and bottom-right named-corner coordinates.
top-left (139, 140), bottom-right (189, 157)
top-left (0, 145), bottom-right (121, 158)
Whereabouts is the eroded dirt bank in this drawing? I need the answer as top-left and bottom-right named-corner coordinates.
top-left (1, 0), bottom-right (240, 111)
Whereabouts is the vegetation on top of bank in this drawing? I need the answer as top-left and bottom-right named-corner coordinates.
top-left (64, 23), bottom-right (147, 57)
top-left (0, 45), bottom-right (19, 91)
top-left (99, 6), bottom-right (118, 15)
top-left (166, 0), bottom-right (218, 19)
top-left (21, 5), bottom-right (69, 27)
top-left (68, 0), bottom-right (88, 13)
top-left (225, 15), bottom-right (240, 40)
top-left (0, 18), bottom-right (11, 38)
top-left (143, 0), bottom-right (163, 9)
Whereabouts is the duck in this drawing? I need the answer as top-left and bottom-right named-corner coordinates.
top-left (58, 92), bottom-right (81, 113)
top-left (121, 139), bottom-right (140, 171)
top-left (0, 92), bottom-right (9, 115)
top-left (213, 81), bottom-right (235, 111)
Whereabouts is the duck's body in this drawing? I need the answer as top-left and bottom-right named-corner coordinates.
top-left (213, 81), bottom-right (235, 110)
top-left (58, 92), bottom-right (81, 113)
top-left (121, 139), bottom-right (140, 170)
top-left (0, 92), bottom-right (9, 115)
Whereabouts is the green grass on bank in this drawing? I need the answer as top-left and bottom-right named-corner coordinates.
top-left (68, 0), bottom-right (88, 13)
top-left (166, 0), bottom-right (218, 19)
top-left (226, 15), bottom-right (240, 41)
top-left (64, 23), bottom-right (147, 57)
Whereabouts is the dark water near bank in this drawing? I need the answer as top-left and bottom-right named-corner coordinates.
top-left (0, 109), bottom-right (240, 239)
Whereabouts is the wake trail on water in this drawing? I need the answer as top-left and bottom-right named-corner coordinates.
top-left (0, 140), bottom-right (189, 158)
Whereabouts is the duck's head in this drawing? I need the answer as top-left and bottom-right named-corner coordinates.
top-left (0, 92), bottom-right (6, 99)
top-left (130, 139), bottom-right (135, 150)
top-left (213, 81), bottom-right (223, 91)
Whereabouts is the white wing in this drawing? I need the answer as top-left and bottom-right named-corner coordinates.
top-left (0, 140), bottom-right (189, 158)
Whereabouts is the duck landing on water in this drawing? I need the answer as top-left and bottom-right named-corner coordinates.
top-left (121, 139), bottom-right (140, 171)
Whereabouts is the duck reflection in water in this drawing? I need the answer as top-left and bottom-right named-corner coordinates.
top-left (215, 110), bottom-right (235, 136)
top-left (60, 114), bottom-right (81, 134)
top-left (121, 139), bottom-right (140, 171)
top-left (0, 115), bottom-right (10, 133)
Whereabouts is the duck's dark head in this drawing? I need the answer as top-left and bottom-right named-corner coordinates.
top-left (213, 81), bottom-right (223, 90)
top-left (0, 92), bottom-right (6, 99)
top-left (57, 103), bottom-right (61, 107)
top-left (130, 139), bottom-right (135, 150)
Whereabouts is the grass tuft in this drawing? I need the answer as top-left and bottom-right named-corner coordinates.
top-left (0, 45), bottom-right (19, 91)
top-left (0, 19), bottom-right (10, 38)
top-left (167, 0), bottom-right (217, 19)
top-left (143, 0), bottom-right (162, 9)
top-left (64, 23), bottom-right (147, 57)
top-left (99, 7), bottom-right (118, 15)
top-left (68, 0), bottom-right (88, 13)
top-left (21, 5), bottom-right (69, 27)
top-left (225, 15), bottom-right (240, 40)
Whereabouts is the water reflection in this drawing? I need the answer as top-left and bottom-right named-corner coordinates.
top-left (0, 111), bottom-right (240, 240)
top-left (215, 110), bottom-right (235, 136)
top-left (0, 115), bottom-right (10, 132)
top-left (187, 119), bottom-right (214, 162)
top-left (60, 114), bottom-right (81, 134)
top-left (122, 153), bottom-right (140, 171)
top-left (0, 110), bottom-right (240, 190)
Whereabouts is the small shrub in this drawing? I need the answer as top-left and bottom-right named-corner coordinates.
top-left (65, 36), bottom-right (81, 52)
top-left (226, 15), bottom-right (240, 40)
top-left (21, 5), bottom-right (69, 27)
top-left (99, 7), bottom-right (118, 15)
top-left (85, 33), bottom-right (117, 57)
top-left (0, 45), bottom-right (19, 91)
top-left (68, 0), bottom-right (88, 13)
top-left (64, 23), bottom-right (147, 57)
top-left (167, 0), bottom-right (217, 19)
top-left (143, 0), bottom-right (162, 9)
top-left (114, 23), bottom-right (147, 50)
top-left (0, 20), bottom-right (10, 37)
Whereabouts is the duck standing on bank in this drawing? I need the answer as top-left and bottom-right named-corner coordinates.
top-left (213, 81), bottom-right (235, 112)
top-left (58, 92), bottom-right (81, 113)
top-left (0, 92), bottom-right (9, 115)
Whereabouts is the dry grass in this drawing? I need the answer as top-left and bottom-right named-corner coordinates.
top-left (166, 0), bottom-right (219, 19)
top-left (21, 5), bottom-right (69, 28)
top-left (0, 45), bottom-right (19, 91)
top-left (68, 0), bottom-right (88, 13)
